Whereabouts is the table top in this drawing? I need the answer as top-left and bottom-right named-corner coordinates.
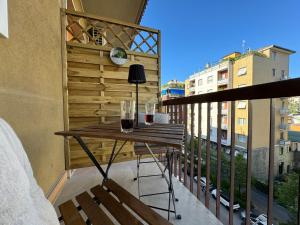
top-left (55, 123), bottom-right (185, 148)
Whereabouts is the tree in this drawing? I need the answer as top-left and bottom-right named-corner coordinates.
top-left (234, 154), bottom-right (247, 197)
top-left (276, 172), bottom-right (299, 217)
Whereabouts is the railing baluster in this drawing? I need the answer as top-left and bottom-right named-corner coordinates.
top-left (246, 101), bottom-right (253, 225)
top-left (174, 149), bottom-right (177, 177)
top-left (170, 105), bottom-right (174, 124)
top-left (167, 105), bottom-right (170, 118)
top-left (205, 102), bottom-right (211, 208)
top-left (197, 103), bottom-right (202, 199)
top-left (175, 105), bottom-right (178, 124)
top-left (268, 99), bottom-right (275, 225)
top-left (184, 104), bottom-right (188, 187)
top-left (298, 174), bottom-right (300, 225)
top-left (179, 105), bottom-right (183, 182)
top-left (229, 101), bottom-right (236, 225)
top-left (216, 102), bottom-right (222, 218)
top-left (190, 103), bottom-right (195, 193)
top-left (173, 105), bottom-right (178, 177)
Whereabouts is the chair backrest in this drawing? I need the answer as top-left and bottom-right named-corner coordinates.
top-left (0, 118), bottom-right (59, 225)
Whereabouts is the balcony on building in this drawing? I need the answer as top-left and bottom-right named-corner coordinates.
top-left (279, 139), bottom-right (291, 146)
top-left (280, 108), bottom-right (289, 115)
top-left (221, 102), bottom-right (228, 115)
top-left (217, 70), bottom-right (229, 86)
top-left (279, 124), bottom-right (288, 131)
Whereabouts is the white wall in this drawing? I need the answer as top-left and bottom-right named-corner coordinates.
top-left (0, 0), bottom-right (8, 38)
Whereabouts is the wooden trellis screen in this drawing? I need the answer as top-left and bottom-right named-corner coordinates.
top-left (61, 10), bottom-right (161, 169)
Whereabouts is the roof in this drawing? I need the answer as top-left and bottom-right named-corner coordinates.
top-left (258, 45), bottom-right (296, 54)
top-left (81, 0), bottom-right (148, 24)
top-left (288, 131), bottom-right (300, 142)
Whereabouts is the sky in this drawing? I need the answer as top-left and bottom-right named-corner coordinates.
top-left (141, 0), bottom-right (300, 85)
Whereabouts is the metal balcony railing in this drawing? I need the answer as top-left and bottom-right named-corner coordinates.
top-left (163, 77), bottom-right (300, 225)
top-left (279, 124), bottom-right (288, 130)
top-left (280, 108), bottom-right (289, 115)
top-left (217, 78), bottom-right (229, 86)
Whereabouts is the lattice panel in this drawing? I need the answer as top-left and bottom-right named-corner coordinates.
top-left (66, 11), bottom-right (159, 55)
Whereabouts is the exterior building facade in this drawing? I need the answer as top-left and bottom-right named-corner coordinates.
top-left (185, 45), bottom-right (295, 182)
top-left (161, 80), bottom-right (185, 101)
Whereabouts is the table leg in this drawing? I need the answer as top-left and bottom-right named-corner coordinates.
top-left (74, 136), bottom-right (127, 180)
top-left (74, 136), bottom-right (107, 178)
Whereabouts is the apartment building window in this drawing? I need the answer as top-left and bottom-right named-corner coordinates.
top-left (237, 118), bottom-right (246, 125)
top-left (287, 165), bottom-right (290, 173)
top-left (272, 51), bottom-right (277, 61)
top-left (237, 101), bottom-right (247, 109)
top-left (280, 147), bottom-right (284, 155)
top-left (198, 79), bottom-right (203, 86)
top-left (281, 70), bottom-right (285, 79)
top-left (237, 134), bottom-right (247, 143)
top-left (279, 162), bottom-right (284, 175)
top-left (207, 76), bottom-right (213, 84)
top-left (272, 68), bottom-right (276, 76)
top-left (237, 67), bottom-right (247, 76)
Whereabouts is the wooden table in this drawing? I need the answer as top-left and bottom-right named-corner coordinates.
top-left (55, 123), bottom-right (185, 220)
top-left (55, 123), bottom-right (184, 178)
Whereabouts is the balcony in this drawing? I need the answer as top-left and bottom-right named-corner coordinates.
top-left (280, 108), bottom-right (289, 115)
top-left (217, 78), bottom-right (229, 86)
top-left (2, 1), bottom-right (300, 225)
top-left (221, 123), bottom-right (228, 129)
top-left (54, 161), bottom-right (223, 225)
top-left (221, 108), bottom-right (228, 115)
top-left (279, 124), bottom-right (288, 130)
top-left (279, 139), bottom-right (291, 146)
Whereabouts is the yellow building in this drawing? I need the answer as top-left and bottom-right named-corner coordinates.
top-left (232, 45), bottom-right (295, 181)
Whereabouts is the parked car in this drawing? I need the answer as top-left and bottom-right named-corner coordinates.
top-left (253, 214), bottom-right (273, 225)
top-left (240, 209), bottom-right (258, 223)
top-left (211, 189), bottom-right (240, 211)
top-left (193, 176), bottom-right (213, 191)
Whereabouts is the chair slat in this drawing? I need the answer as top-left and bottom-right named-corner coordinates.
top-left (104, 179), bottom-right (172, 225)
top-left (91, 185), bottom-right (143, 225)
top-left (59, 200), bottom-right (86, 225)
top-left (76, 192), bottom-right (114, 225)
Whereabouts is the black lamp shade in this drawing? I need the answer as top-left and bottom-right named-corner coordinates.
top-left (128, 64), bottom-right (146, 84)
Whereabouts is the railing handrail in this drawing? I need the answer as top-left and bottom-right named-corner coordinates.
top-left (163, 77), bottom-right (300, 105)
top-left (64, 9), bottom-right (159, 34)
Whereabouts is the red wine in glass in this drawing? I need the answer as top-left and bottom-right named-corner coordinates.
top-left (121, 119), bottom-right (134, 132)
top-left (144, 114), bottom-right (154, 125)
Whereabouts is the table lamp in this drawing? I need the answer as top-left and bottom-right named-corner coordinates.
top-left (128, 64), bottom-right (146, 127)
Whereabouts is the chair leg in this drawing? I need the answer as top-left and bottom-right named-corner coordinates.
top-left (137, 155), bottom-right (141, 199)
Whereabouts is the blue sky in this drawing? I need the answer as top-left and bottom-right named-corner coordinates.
top-left (141, 0), bottom-right (300, 84)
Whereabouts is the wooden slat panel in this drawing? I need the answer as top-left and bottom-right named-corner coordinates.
top-left (76, 192), bottom-right (114, 225)
top-left (104, 179), bottom-right (172, 225)
top-left (91, 185), bottom-right (143, 225)
top-left (59, 200), bottom-right (86, 225)
top-left (65, 41), bottom-right (159, 169)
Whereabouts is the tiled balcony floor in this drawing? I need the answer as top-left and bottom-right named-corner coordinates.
top-left (54, 159), bottom-right (223, 225)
